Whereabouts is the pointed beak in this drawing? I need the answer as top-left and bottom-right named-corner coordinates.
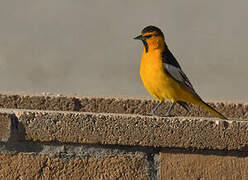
top-left (134, 35), bottom-right (144, 40)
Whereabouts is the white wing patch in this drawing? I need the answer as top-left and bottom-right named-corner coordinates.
top-left (163, 63), bottom-right (196, 94)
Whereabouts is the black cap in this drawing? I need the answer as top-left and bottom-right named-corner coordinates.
top-left (141, 26), bottom-right (164, 36)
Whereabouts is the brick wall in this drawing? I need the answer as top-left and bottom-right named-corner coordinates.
top-left (0, 93), bottom-right (247, 179)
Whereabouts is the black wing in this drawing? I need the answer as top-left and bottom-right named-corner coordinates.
top-left (162, 49), bottom-right (182, 69)
top-left (162, 50), bottom-right (197, 95)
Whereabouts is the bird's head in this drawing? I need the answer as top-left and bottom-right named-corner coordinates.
top-left (134, 26), bottom-right (166, 52)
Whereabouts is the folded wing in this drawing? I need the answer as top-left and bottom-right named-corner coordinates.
top-left (162, 50), bottom-right (198, 96)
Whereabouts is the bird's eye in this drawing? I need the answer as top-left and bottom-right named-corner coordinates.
top-left (144, 35), bottom-right (152, 39)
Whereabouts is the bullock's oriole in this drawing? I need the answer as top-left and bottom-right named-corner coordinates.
top-left (134, 25), bottom-right (227, 119)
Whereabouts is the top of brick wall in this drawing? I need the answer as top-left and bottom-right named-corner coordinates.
top-left (0, 92), bottom-right (247, 152)
top-left (0, 92), bottom-right (247, 119)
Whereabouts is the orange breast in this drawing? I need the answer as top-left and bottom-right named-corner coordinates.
top-left (139, 50), bottom-right (171, 101)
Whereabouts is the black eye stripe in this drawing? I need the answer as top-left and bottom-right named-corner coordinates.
top-left (144, 35), bottom-right (152, 39)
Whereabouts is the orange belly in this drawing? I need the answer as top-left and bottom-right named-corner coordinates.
top-left (140, 50), bottom-right (169, 101)
top-left (139, 50), bottom-right (198, 103)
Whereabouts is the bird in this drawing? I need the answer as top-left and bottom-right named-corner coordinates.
top-left (134, 25), bottom-right (227, 119)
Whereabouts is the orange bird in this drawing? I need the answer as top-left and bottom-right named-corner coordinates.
top-left (134, 25), bottom-right (227, 119)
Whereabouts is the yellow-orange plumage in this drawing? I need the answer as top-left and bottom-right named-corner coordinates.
top-left (135, 26), bottom-right (227, 119)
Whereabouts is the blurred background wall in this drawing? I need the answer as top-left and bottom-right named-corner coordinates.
top-left (0, 0), bottom-right (247, 100)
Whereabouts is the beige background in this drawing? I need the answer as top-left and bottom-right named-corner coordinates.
top-left (0, 0), bottom-right (247, 100)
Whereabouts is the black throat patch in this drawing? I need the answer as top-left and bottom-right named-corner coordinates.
top-left (142, 40), bottom-right (149, 52)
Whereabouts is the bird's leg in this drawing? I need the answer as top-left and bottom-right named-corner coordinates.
top-left (147, 101), bottom-right (176, 117)
top-left (164, 102), bottom-right (176, 117)
top-left (149, 101), bottom-right (163, 116)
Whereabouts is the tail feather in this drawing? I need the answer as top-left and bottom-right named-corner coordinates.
top-left (199, 100), bottom-right (227, 120)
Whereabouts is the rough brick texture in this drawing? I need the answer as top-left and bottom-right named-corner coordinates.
top-left (0, 112), bottom-right (15, 142)
top-left (160, 149), bottom-right (248, 180)
top-left (0, 153), bottom-right (148, 180)
top-left (14, 110), bottom-right (248, 151)
top-left (0, 93), bottom-right (247, 119)
top-left (0, 93), bottom-right (79, 111)
top-left (0, 93), bottom-right (248, 179)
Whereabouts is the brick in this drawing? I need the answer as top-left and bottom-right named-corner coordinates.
top-left (0, 93), bottom-right (247, 119)
top-left (160, 149), bottom-right (248, 180)
top-left (0, 112), bottom-right (15, 142)
top-left (16, 110), bottom-right (248, 151)
top-left (0, 153), bottom-right (148, 179)
top-left (0, 93), bottom-right (79, 111)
